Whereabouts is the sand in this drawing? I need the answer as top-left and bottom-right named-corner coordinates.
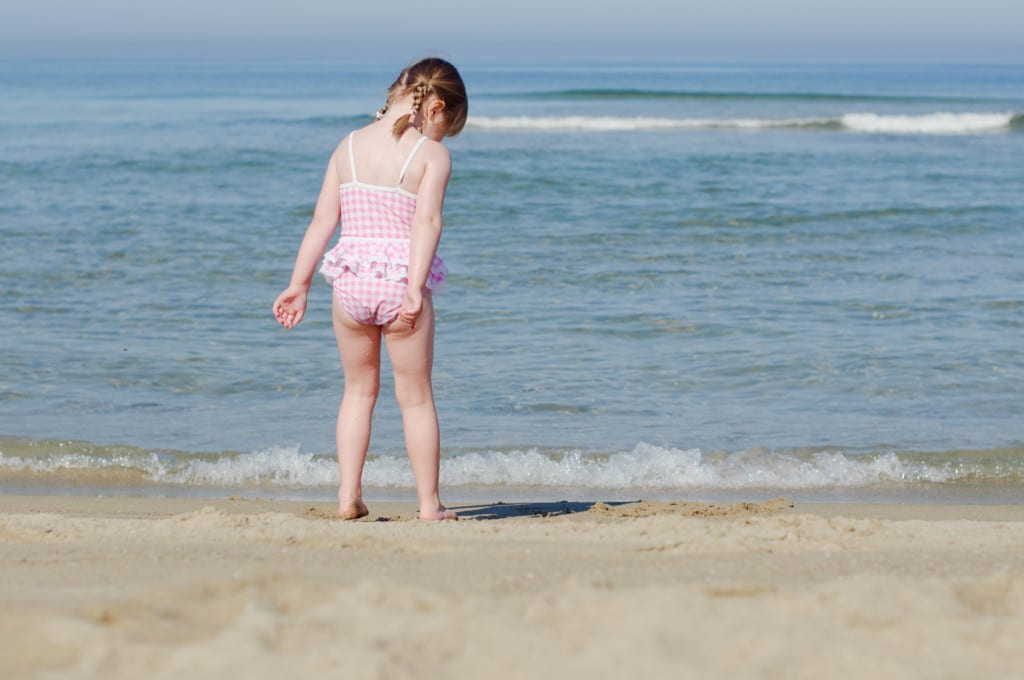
top-left (1, 494), bottom-right (1022, 679)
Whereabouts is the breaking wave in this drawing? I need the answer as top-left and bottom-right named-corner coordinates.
top-left (2, 439), bottom-right (1021, 493)
top-left (467, 112), bottom-right (1021, 134)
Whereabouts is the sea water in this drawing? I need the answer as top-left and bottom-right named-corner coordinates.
top-left (2, 60), bottom-right (1022, 501)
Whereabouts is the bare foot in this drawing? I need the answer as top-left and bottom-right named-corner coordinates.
top-left (419, 506), bottom-right (458, 521)
top-left (338, 500), bottom-right (369, 520)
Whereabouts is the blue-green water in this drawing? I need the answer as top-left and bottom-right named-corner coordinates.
top-left (2, 60), bottom-right (1022, 500)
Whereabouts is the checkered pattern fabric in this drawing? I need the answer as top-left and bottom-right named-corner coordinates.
top-left (319, 184), bottom-right (446, 326)
top-left (338, 183), bottom-right (417, 241)
top-left (333, 271), bottom-right (408, 326)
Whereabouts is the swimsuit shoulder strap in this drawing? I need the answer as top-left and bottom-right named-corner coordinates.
top-left (397, 136), bottom-right (428, 186)
top-left (347, 132), bottom-right (358, 183)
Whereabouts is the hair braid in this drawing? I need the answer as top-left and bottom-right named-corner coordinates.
top-left (392, 80), bottom-right (431, 137)
top-left (384, 58), bottom-right (468, 139)
top-left (411, 82), bottom-right (429, 115)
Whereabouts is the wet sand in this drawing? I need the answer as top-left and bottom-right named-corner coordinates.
top-left (1, 494), bottom-right (1022, 678)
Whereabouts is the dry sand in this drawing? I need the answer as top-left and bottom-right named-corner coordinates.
top-left (1, 494), bottom-right (1022, 679)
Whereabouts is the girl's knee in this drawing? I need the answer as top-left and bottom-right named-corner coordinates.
top-left (345, 379), bottom-right (381, 402)
top-left (393, 380), bottom-right (433, 410)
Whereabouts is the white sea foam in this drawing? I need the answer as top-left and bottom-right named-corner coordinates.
top-left (467, 112), bottom-right (1017, 134)
top-left (432, 445), bottom-right (959, 489)
top-left (467, 115), bottom-right (831, 132)
top-left (840, 112), bottom-right (1016, 134)
top-left (0, 444), bottom-right (993, 490)
top-left (162, 447), bottom-right (338, 487)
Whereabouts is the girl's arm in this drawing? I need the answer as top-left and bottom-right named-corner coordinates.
top-left (398, 143), bottom-right (452, 327)
top-left (272, 149), bottom-right (342, 329)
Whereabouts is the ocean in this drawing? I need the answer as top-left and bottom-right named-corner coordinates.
top-left (2, 59), bottom-right (1022, 502)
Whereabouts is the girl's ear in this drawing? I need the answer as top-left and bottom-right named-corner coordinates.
top-left (429, 98), bottom-right (446, 118)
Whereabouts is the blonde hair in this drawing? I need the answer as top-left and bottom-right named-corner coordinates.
top-left (376, 58), bottom-right (468, 139)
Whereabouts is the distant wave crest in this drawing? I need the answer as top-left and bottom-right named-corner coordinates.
top-left (840, 112), bottom-right (1018, 134)
top-left (519, 89), bottom-right (988, 104)
top-left (467, 112), bottom-right (1020, 134)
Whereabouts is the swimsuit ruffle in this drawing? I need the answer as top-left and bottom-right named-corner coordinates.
top-left (319, 239), bottom-right (447, 291)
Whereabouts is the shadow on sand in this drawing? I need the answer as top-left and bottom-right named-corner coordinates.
top-left (448, 500), bottom-right (638, 521)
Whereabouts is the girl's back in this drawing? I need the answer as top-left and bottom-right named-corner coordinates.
top-left (338, 124), bottom-right (434, 196)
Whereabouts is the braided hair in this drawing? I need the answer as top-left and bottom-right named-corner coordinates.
top-left (377, 58), bottom-right (468, 139)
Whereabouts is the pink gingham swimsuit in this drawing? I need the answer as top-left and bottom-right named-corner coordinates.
top-left (319, 132), bottom-right (447, 326)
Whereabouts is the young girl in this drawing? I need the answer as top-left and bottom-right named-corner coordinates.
top-left (273, 58), bottom-right (468, 520)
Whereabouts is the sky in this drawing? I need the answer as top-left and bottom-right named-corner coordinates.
top-left (2, 0), bottom-right (1022, 62)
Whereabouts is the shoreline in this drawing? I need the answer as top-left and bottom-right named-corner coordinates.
top-left (3, 492), bottom-right (1024, 521)
top-left (2, 492), bottom-right (1023, 677)
top-left (3, 478), bottom-right (1024, 508)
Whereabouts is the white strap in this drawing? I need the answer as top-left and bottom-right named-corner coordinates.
top-left (347, 133), bottom-right (358, 182)
top-left (397, 136), bottom-right (428, 185)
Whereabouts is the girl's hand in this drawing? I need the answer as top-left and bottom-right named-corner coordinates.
top-left (273, 284), bottom-right (309, 329)
top-left (396, 288), bottom-right (424, 330)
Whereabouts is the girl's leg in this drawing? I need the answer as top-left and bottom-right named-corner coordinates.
top-left (383, 294), bottom-right (455, 520)
top-left (332, 295), bottom-right (382, 519)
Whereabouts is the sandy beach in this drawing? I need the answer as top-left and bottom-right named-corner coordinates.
top-left (1, 494), bottom-right (1022, 679)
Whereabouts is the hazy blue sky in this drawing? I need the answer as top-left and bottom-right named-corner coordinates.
top-left (2, 0), bottom-right (1022, 62)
